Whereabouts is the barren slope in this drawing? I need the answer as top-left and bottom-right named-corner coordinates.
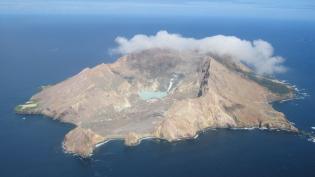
top-left (16, 49), bottom-right (297, 157)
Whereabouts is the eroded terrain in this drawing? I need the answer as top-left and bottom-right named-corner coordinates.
top-left (16, 49), bottom-right (297, 157)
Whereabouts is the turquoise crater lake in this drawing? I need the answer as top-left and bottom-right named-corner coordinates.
top-left (138, 91), bottom-right (168, 100)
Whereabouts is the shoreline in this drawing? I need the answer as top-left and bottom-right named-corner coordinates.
top-left (16, 94), bottom-right (302, 158)
top-left (15, 66), bottom-right (308, 158)
top-left (87, 125), bottom-right (299, 158)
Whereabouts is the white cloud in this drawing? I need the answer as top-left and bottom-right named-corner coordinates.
top-left (113, 30), bottom-right (286, 75)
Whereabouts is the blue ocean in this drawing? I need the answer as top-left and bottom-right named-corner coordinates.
top-left (0, 15), bottom-right (314, 177)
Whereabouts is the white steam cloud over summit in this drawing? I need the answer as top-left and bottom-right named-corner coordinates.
top-left (114, 31), bottom-right (286, 75)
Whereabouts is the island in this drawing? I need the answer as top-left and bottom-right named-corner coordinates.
top-left (16, 48), bottom-right (298, 157)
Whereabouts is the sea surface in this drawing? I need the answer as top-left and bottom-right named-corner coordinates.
top-left (0, 15), bottom-right (314, 177)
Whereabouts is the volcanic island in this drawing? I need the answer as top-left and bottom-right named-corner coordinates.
top-left (16, 48), bottom-right (298, 157)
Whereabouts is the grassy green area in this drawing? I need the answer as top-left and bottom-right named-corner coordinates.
top-left (14, 105), bottom-right (24, 112)
top-left (15, 100), bottom-right (38, 112)
top-left (245, 73), bottom-right (293, 95)
top-left (213, 57), bottom-right (292, 95)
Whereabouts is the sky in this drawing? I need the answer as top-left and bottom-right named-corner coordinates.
top-left (0, 0), bottom-right (315, 20)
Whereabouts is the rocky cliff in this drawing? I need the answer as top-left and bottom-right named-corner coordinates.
top-left (16, 48), bottom-right (297, 157)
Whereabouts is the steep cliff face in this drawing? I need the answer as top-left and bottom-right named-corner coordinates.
top-left (16, 48), bottom-right (297, 157)
top-left (63, 127), bottom-right (105, 157)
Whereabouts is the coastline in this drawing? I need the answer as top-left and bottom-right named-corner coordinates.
top-left (86, 123), bottom-right (299, 158)
top-left (14, 52), bottom-right (305, 158)
top-left (15, 91), bottom-right (302, 158)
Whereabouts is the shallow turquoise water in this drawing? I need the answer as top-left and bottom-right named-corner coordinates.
top-left (138, 91), bottom-right (167, 100)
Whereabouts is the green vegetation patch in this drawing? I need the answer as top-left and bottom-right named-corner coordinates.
top-left (15, 100), bottom-right (38, 112)
top-left (246, 73), bottom-right (292, 95)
